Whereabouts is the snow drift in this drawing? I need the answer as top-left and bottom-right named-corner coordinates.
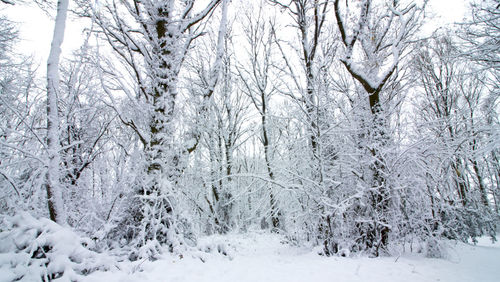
top-left (0, 213), bottom-right (114, 282)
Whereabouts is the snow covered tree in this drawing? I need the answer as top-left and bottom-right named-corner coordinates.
top-left (461, 0), bottom-right (500, 78)
top-left (268, 0), bottom-right (329, 185)
top-left (236, 2), bottom-right (282, 231)
top-left (332, 0), bottom-right (425, 256)
top-left (93, 0), bottom-right (226, 251)
top-left (182, 17), bottom-right (255, 233)
top-left (265, 0), bottom-right (340, 249)
top-left (413, 34), bottom-right (498, 243)
top-left (205, 78), bottom-right (250, 234)
top-left (460, 0), bottom-right (500, 215)
top-left (57, 45), bottom-right (119, 229)
top-left (0, 16), bottom-right (40, 214)
top-left (45, 0), bottom-right (70, 224)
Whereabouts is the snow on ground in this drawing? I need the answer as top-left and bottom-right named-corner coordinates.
top-left (84, 233), bottom-right (500, 282)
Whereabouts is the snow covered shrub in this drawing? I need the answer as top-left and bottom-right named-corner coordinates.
top-left (197, 238), bottom-right (232, 257)
top-left (424, 236), bottom-right (447, 259)
top-left (438, 204), bottom-right (497, 244)
top-left (0, 213), bottom-right (114, 281)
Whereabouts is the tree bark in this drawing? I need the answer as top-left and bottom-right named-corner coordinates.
top-left (46, 0), bottom-right (69, 224)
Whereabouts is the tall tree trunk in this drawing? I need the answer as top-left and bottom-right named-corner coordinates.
top-left (471, 159), bottom-right (489, 208)
top-left (333, 0), bottom-right (420, 255)
top-left (261, 95), bottom-right (280, 230)
top-left (368, 93), bottom-right (390, 255)
top-left (295, 0), bottom-right (327, 185)
top-left (46, 0), bottom-right (69, 224)
top-left (452, 161), bottom-right (468, 206)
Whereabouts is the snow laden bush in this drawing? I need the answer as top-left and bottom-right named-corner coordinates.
top-left (0, 213), bottom-right (115, 281)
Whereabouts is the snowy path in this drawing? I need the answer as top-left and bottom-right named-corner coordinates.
top-left (85, 233), bottom-right (500, 282)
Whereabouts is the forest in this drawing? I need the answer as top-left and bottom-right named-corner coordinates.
top-left (0, 0), bottom-right (499, 281)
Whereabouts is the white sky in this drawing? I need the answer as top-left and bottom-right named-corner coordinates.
top-left (1, 0), bottom-right (468, 70)
top-left (429, 0), bottom-right (468, 23)
top-left (425, 0), bottom-right (468, 34)
top-left (2, 3), bottom-right (87, 68)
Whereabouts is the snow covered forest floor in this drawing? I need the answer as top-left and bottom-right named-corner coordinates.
top-left (1, 213), bottom-right (499, 282)
top-left (85, 232), bottom-right (500, 282)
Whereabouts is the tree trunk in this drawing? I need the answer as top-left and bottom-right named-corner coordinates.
top-left (261, 100), bottom-right (280, 230)
top-left (471, 159), bottom-right (489, 208)
top-left (46, 0), bottom-right (69, 225)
